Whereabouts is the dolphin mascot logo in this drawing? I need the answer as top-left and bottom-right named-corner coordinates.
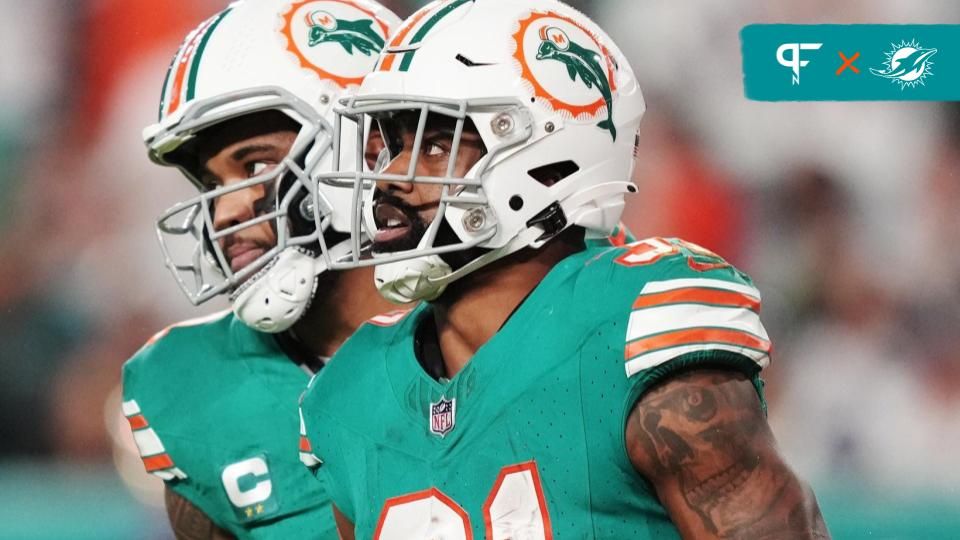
top-left (870, 42), bottom-right (937, 88)
top-left (536, 26), bottom-right (617, 141)
top-left (305, 10), bottom-right (385, 56)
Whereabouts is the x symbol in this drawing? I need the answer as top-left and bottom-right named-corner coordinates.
top-left (836, 51), bottom-right (860, 75)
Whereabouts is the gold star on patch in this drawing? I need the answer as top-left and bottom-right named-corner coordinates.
top-left (256, 504), bottom-right (265, 515)
top-left (245, 507), bottom-right (254, 518)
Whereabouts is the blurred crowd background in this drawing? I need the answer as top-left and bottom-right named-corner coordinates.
top-left (1, 0), bottom-right (958, 538)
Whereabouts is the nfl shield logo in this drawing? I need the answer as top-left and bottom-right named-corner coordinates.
top-left (429, 397), bottom-right (456, 437)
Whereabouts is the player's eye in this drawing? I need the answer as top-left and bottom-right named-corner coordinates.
top-left (423, 140), bottom-right (449, 158)
top-left (247, 161), bottom-right (273, 177)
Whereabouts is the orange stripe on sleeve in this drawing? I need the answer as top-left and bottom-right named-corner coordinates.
top-left (632, 287), bottom-right (760, 312)
top-left (126, 414), bottom-right (149, 431)
top-left (625, 328), bottom-right (771, 361)
top-left (299, 436), bottom-right (312, 453)
top-left (142, 453), bottom-right (175, 472)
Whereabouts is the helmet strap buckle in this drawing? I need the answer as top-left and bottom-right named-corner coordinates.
top-left (526, 201), bottom-right (567, 242)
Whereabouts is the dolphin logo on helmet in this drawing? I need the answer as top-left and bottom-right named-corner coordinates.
top-left (306, 10), bottom-right (386, 56)
top-left (536, 26), bottom-right (616, 141)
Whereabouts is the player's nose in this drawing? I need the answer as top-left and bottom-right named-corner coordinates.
top-left (213, 185), bottom-right (266, 232)
top-left (375, 150), bottom-right (415, 195)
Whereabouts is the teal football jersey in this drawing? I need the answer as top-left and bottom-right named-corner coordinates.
top-left (122, 311), bottom-right (336, 539)
top-left (300, 238), bottom-right (770, 539)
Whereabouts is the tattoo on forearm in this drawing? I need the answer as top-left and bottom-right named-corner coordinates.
top-left (629, 371), bottom-right (829, 539)
top-left (165, 489), bottom-right (235, 540)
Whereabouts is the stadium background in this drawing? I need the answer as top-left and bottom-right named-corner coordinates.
top-left (1, 0), bottom-right (958, 538)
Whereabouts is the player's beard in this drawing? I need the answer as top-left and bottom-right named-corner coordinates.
top-left (371, 192), bottom-right (431, 254)
top-left (372, 192), bottom-right (490, 273)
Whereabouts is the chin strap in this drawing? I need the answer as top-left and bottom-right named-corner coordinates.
top-left (374, 225), bottom-right (547, 304)
top-left (232, 240), bottom-right (353, 333)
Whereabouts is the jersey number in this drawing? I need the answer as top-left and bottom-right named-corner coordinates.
top-left (615, 237), bottom-right (731, 272)
top-left (373, 461), bottom-right (553, 540)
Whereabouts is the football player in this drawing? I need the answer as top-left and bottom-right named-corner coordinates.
top-left (299, 0), bottom-right (830, 538)
top-left (120, 1), bottom-right (402, 538)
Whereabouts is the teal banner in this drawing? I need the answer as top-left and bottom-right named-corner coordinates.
top-left (742, 24), bottom-right (960, 101)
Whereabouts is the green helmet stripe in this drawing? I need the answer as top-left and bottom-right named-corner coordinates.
top-left (185, 7), bottom-right (233, 103)
top-left (398, 0), bottom-right (473, 72)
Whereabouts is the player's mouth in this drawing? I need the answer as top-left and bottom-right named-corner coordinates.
top-left (374, 202), bottom-right (412, 245)
top-left (227, 243), bottom-right (268, 273)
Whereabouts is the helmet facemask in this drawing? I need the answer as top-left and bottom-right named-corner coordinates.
top-left (317, 94), bottom-right (577, 301)
top-left (304, 0), bottom-right (646, 302)
top-left (151, 87), bottom-right (338, 306)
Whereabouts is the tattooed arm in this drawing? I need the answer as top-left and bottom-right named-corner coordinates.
top-left (626, 369), bottom-right (829, 539)
top-left (164, 488), bottom-right (236, 540)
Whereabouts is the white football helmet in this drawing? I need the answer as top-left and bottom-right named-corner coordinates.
top-left (317, 0), bottom-right (645, 303)
top-left (143, 0), bottom-right (399, 331)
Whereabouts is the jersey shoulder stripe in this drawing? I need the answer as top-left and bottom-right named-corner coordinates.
top-left (121, 399), bottom-right (187, 481)
top-left (624, 278), bottom-right (770, 377)
top-left (298, 407), bottom-right (321, 468)
top-left (122, 315), bottom-right (233, 484)
top-left (632, 282), bottom-right (760, 311)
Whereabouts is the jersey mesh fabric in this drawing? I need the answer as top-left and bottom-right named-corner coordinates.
top-left (300, 239), bottom-right (768, 538)
top-left (122, 312), bottom-right (337, 539)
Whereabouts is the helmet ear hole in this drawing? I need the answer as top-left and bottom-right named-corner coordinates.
top-left (509, 196), bottom-right (524, 211)
top-left (527, 160), bottom-right (579, 187)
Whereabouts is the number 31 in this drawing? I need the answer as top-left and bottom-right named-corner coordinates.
top-left (373, 461), bottom-right (553, 540)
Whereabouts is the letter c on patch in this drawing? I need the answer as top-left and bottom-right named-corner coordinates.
top-left (222, 457), bottom-right (272, 507)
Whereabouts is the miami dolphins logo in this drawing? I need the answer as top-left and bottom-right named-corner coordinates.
top-left (512, 11), bottom-right (619, 142)
top-left (305, 10), bottom-right (385, 56)
top-left (280, 0), bottom-right (391, 88)
top-left (870, 39), bottom-right (937, 89)
top-left (536, 27), bottom-right (615, 141)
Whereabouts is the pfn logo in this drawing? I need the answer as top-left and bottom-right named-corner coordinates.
top-left (777, 42), bottom-right (823, 85)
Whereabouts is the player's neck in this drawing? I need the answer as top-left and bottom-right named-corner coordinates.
top-left (432, 231), bottom-right (585, 377)
top-left (293, 266), bottom-right (400, 358)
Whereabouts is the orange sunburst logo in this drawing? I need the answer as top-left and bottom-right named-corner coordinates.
top-left (511, 10), bottom-right (618, 123)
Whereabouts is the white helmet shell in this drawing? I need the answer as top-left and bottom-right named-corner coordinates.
top-left (320, 0), bottom-right (644, 302)
top-left (144, 0), bottom-right (400, 320)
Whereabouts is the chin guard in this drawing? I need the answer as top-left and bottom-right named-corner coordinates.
top-left (232, 248), bottom-right (320, 333)
top-left (374, 255), bottom-right (452, 304)
top-left (372, 225), bottom-right (548, 304)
